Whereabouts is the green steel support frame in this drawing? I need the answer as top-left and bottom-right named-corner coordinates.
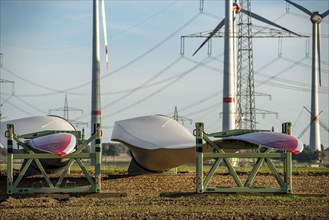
top-left (195, 122), bottom-right (293, 194)
top-left (6, 123), bottom-right (102, 194)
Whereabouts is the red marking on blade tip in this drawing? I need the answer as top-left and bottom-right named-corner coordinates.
top-left (57, 152), bottom-right (67, 157)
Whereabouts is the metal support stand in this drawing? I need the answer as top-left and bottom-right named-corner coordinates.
top-left (195, 122), bottom-right (293, 194)
top-left (6, 123), bottom-right (102, 194)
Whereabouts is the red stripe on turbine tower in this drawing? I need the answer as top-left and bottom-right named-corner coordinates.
top-left (223, 97), bottom-right (235, 103)
top-left (92, 110), bottom-right (101, 115)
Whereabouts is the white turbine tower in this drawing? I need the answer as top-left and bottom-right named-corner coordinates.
top-left (286, 0), bottom-right (329, 152)
top-left (91, 0), bottom-right (109, 162)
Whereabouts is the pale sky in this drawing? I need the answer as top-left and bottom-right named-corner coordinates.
top-left (0, 0), bottom-right (328, 147)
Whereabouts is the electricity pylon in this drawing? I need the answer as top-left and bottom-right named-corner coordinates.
top-left (49, 94), bottom-right (88, 127)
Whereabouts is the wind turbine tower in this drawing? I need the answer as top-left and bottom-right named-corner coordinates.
top-left (286, 0), bottom-right (329, 151)
top-left (222, 0), bottom-right (237, 131)
top-left (91, 0), bottom-right (101, 150)
top-left (90, 0), bottom-right (108, 162)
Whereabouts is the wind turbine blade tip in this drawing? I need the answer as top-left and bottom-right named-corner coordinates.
top-left (101, 0), bottom-right (109, 71)
top-left (192, 48), bottom-right (201, 56)
top-left (285, 0), bottom-right (313, 16)
top-left (192, 18), bottom-right (225, 56)
top-left (317, 30), bottom-right (321, 87)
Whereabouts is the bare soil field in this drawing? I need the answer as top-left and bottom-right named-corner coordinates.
top-left (1, 168), bottom-right (329, 220)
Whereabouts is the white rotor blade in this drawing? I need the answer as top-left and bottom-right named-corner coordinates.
top-left (321, 10), bottom-right (329, 18)
top-left (101, 0), bottom-right (109, 71)
top-left (317, 26), bottom-right (321, 86)
top-left (240, 8), bottom-right (301, 37)
top-left (285, 0), bottom-right (313, 16)
top-left (192, 18), bottom-right (225, 56)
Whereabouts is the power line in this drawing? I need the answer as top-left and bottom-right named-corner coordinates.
top-left (2, 13), bottom-right (202, 98)
top-left (13, 95), bottom-right (47, 115)
top-left (2, 98), bottom-right (39, 116)
top-left (185, 101), bottom-right (221, 118)
top-left (110, 1), bottom-right (179, 38)
top-left (81, 13), bottom-right (202, 95)
top-left (100, 56), bottom-right (214, 120)
top-left (2, 66), bottom-right (66, 94)
top-left (280, 56), bottom-right (329, 73)
top-left (5, 53), bottom-right (325, 99)
top-left (2, 1), bottom-right (179, 51)
top-left (1, 13), bottom-right (201, 99)
top-left (254, 79), bottom-right (328, 93)
top-left (102, 57), bottom-right (183, 109)
top-left (254, 56), bottom-right (309, 89)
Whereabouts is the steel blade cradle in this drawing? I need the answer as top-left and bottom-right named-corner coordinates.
top-left (6, 123), bottom-right (102, 194)
top-left (195, 122), bottom-right (293, 193)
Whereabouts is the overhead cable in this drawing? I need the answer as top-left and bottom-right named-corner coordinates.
top-left (2, 1), bottom-right (178, 51)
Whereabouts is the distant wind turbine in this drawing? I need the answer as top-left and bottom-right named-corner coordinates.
top-left (285, 0), bottom-right (329, 152)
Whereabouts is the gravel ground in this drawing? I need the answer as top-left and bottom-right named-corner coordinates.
top-left (1, 172), bottom-right (329, 219)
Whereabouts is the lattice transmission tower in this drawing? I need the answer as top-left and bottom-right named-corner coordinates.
top-left (49, 95), bottom-right (88, 127)
top-left (236, 0), bottom-right (257, 129)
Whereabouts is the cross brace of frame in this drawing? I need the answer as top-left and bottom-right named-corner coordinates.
top-left (195, 122), bottom-right (293, 193)
top-left (6, 123), bottom-right (102, 194)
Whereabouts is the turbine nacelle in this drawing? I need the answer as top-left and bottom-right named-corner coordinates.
top-left (233, 3), bottom-right (241, 13)
top-left (311, 12), bottom-right (322, 24)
